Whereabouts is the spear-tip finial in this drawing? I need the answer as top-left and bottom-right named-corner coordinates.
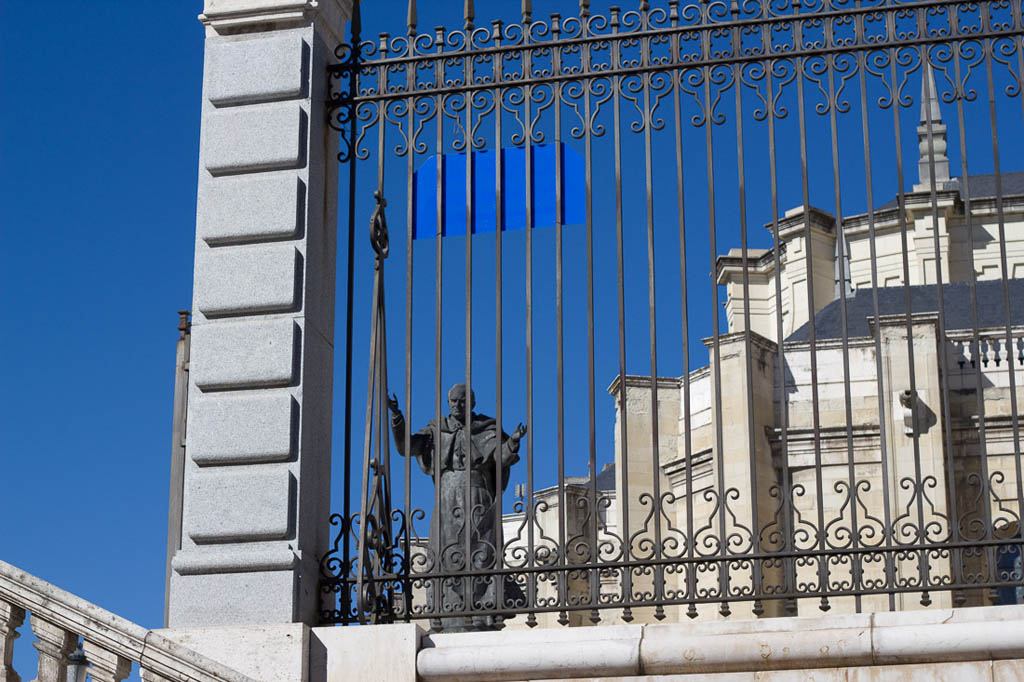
top-left (350, 0), bottom-right (362, 40)
top-left (522, 0), bottom-right (532, 23)
top-left (464, 0), bottom-right (475, 30)
top-left (640, 0), bottom-right (650, 12)
top-left (579, 0), bottom-right (591, 17)
top-left (407, 0), bottom-right (417, 34)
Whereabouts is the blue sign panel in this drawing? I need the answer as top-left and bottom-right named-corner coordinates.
top-left (412, 143), bottom-right (586, 239)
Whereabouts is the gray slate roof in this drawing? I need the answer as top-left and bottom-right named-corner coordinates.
top-left (878, 172), bottom-right (1024, 210)
top-left (786, 279), bottom-right (1024, 342)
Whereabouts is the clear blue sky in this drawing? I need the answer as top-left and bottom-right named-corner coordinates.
top-left (1, 1), bottom-right (1020, 675)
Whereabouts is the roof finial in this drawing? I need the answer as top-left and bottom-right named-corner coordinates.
top-left (407, 0), bottom-right (417, 35)
top-left (464, 0), bottom-right (474, 30)
top-left (914, 60), bottom-right (952, 191)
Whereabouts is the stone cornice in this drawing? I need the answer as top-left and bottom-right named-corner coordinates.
top-left (199, 0), bottom-right (352, 43)
top-left (606, 374), bottom-right (684, 396)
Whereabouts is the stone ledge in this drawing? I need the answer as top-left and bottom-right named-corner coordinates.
top-left (414, 605), bottom-right (1024, 682)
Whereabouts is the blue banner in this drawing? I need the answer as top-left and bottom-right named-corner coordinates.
top-left (412, 143), bottom-right (586, 239)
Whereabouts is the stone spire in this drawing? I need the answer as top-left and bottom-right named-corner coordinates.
top-left (915, 62), bottom-right (952, 191)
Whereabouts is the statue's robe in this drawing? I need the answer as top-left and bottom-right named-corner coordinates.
top-left (392, 411), bottom-right (523, 630)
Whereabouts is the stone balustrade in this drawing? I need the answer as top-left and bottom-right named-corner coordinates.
top-left (0, 560), bottom-right (255, 682)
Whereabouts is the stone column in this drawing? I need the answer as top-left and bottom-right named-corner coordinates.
top-left (0, 601), bottom-right (24, 682)
top-left (167, 0), bottom-right (350, 627)
top-left (610, 375), bottom-right (681, 622)
top-left (707, 332), bottom-right (782, 619)
top-left (29, 615), bottom-right (75, 682)
top-left (877, 313), bottom-right (952, 610)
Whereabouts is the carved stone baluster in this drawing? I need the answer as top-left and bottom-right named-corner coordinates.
top-left (139, 669), bottom-right (173, 682)
top-left (28, 615), bottom-right (75, 682)
top-left (0, 601), bottom-right (25, 682)
top-left (82, 642), bottom-right (130, 682)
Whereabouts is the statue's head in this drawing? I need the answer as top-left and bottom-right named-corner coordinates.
top-left (447, 383), bottom-right (476, 422)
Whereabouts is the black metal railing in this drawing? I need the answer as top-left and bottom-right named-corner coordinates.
top-left (320, 0), bottom-right (1024, 628)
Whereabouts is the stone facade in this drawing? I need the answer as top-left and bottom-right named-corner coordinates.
top-left (600, 67), bottom-right (1024, 623)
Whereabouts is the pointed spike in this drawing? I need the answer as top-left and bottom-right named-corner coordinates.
top-left (522, 0), bottom-right (532, 23)
top-left (351, 0), bottom-right (362, 41)
top-left (407, 0), bottom-right (417, 35)
top-left (580, 0), bottom-right (591, 17)
top-left (464, 0), bottom-right (474, 30)
top-left (640, 0), bottom-right (649, 11)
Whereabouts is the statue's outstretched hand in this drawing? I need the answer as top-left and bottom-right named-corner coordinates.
top-left (387, 393), bottom-right (401, 417)
top-left (511, 423), bottom-right (527, 442)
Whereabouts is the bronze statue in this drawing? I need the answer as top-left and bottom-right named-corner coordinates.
top-left (388, 383), bottom-right (526, 631)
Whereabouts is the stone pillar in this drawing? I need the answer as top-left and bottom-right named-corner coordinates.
top-left (29, 615), bottom-right (75, 682)
top-left (610, 375), bottom-right (681, 622)
top-left (167, 0), bottom-right (350, 627)
top-left (708, 332), bottom-right (782, 619)
top-left (0, 601), bottom-right (24, 682)
top-left (877, 313), bottom-right (952, 610)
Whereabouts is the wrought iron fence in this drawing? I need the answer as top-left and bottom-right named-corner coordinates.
top-left (320, 0), bottom-right (1024, 628)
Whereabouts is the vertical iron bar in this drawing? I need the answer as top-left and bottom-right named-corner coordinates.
top-left (581, 6), bottom-right (601, 624)
top-left (640, 6), bottom-right (665, 620)
top-left (524, 15), bottom-right (538, 627)
top-left (403, 19), bottom-right (416, 622)
top-left (823, 44), bottom-right (862, 612)
top-left (552, 12), bottom-right (569, 625)
top-left (985, 24), bottom-right (1024, 594)
top-left (341, 3), bottom-right (362, 623)
top-left (433, 24), bottom-right (445, 629)
top-left (699, 0), bottom-right (730, 615)
top-left (793, 11), bottom-right (830, 612)
top-left (463, 25), bottom-right (476, 624)
top-left (669, 0), bottom-right (698, 620)
top-left (493, 17), bottom-right (507, 622)
top-left (610, 6), bottom-right (634, 621)
top-left (918, 41), bottom-right (958, 605)
top-left (731, 21), bottom-right (763, 618)
top-left (947, 28), bottom-right (997, 600)
top-left (766, 56), bottom-right (797, 615)
top-left (885, 37), bottom-right (932, 610)
top-left (855, 31), bottom-right (897, 613)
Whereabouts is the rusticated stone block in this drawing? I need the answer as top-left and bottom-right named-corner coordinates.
top-left (202, 102), bottom-right (305, 175)
top-left (205, 34), bottom-right (307, 106)
top-left (197, 173), bottom-right (303, 245)
top-left (189, 393), bottom-right (296, 465)
top-left (195, 244), bottom-right (300, 317)
top-left (186, 469), bottom-right (293, 543)
top-left (190, 318), bottom-right (297, 390)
